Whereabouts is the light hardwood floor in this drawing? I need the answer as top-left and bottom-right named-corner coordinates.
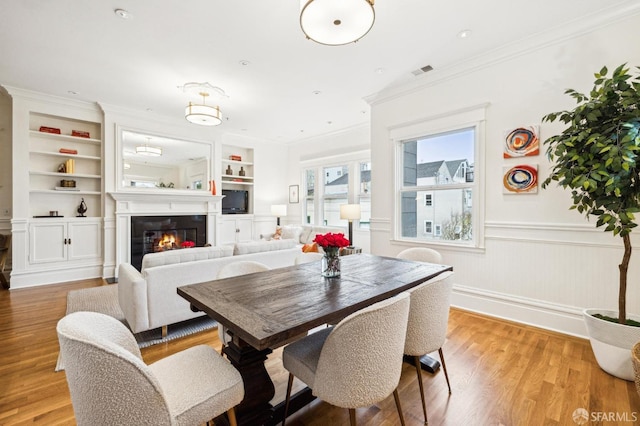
top-left (1, 278), bottom-right (639, 425)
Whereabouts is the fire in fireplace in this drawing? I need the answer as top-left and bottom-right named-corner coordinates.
top-left (130, 215), bottom-right (206, 271)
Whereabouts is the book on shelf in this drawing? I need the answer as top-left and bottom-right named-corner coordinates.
top-left (59, 148), bottom-right (78, 155)
top-left (54, 187), bottom-right (80, 191)
top-left (39, 126), bottom-right (61, 134)
top-left (71, 130), bottom-right (90, 138)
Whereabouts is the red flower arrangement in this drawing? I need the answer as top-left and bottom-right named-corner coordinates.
top-left (180, 240), bottom-right (195, 248)
top-left (313, 232), bottom-right (350, 250)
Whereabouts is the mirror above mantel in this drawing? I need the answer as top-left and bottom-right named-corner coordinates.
top-left (119, 129), bottom-right (213, 192)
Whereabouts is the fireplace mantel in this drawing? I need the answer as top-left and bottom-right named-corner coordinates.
top-left (109, 191), bottom-right (223, 275)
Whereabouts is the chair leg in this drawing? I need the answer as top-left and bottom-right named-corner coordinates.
top-left (349, 408), bottom-right (356, 426)
top-left (227, 407), bottom-right (238, 426)
top-left (393, 388), bottom-right (406, 426)
top-left (413, 355), bottom-right (429, 425)
top-left (282, 373), bottom-right (294, 426)
top-left (438, 348), bottom-right (452, 394)
top-left (161, 325), bottom-right (168, 338)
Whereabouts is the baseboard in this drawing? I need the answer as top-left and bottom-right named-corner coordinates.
top-left (9, 265), bottom-right (104, 289)
top-left (451, 284), bottom-right (587, 339)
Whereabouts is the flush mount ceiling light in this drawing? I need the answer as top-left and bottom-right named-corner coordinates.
top-left (136, 138), bottom-right (162, 156)
top-left (300, 0), bottom-right (375, 46)
top-left (185, 92), bottom-right (222, 126)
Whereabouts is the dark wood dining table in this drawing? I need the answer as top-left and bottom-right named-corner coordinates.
top-left (177, 253), bottom-right (452, 426)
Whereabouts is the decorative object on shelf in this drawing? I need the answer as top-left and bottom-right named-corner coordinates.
top-left (55, 187), bottom-right (80, 191)
top-left (58, 163), bottom-right (66, 173)
top-left (340, 203), bottom-right (361, 247)
top-left (313, 232), bottom-right (350, 278)
top-left (299, 0), bottom-right (375, 46)
top-left (239, 167), bottom-right (245, 176)
top-left (209, 180), bottom-right (216, 195)
top-left (157, 182), bottom-right (175, 188)
top-left (271, 204), bottom-right (287, 226)
top-left (59, 148), bottom-right (78, 155)
top-left (76, 198), bottom-right (87, 217)
top-left (60, 179), bottom-right (76, 188)
top-left (185, 92), bottom-right (222, 126)
top-left (71, 130), bottom-right (91, 138)
top-left (64, 158), bottom-right (75, 174)
top-left (180, 240), bottom-right (195, 248)
top-left (39, 126), bottom-right (61, 134)
top-left (232, 178), bottom-right (243, 182)
top-left (229, 155), bottom-right (242, 161)
top-left (226, 165), bottom-right (233, 175)
top-left (49, 210), bottom-right (58, 217)
top-left (289, 184), bottom-right (299, 203)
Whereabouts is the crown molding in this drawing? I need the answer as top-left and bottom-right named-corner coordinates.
top-left (365, 1), bottom-right (640, 106)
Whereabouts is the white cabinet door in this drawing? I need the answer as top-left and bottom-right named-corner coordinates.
top-left (67, 221), bottom-right (102, 261)
top-left (30, 222), bottom-right (67, 264)
top-left (220, 216), bottom-right (254, 244)
top-left (235, 217), bottom-right (253, 242)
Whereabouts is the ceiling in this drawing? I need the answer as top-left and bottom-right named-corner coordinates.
top-left (1, 1), bottom-right (637, 144)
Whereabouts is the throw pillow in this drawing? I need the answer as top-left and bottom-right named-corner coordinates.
top-left (272, 226), bottom-right (282, 240)
top-left (302, 242), bottom-right (319, 253)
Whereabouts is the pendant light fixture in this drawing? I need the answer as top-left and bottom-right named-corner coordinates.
top-left (185, 92), bottom-right (222, 126)
top-left (300, 0), bottom-right (375, 46)
top-left (136, 137), bottom-right (162, 156)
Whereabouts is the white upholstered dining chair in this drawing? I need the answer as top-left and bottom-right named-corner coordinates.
top-left (281, 292), bottom-right (411, 426)
top-left (396, 247), bottom-right (443, 264)
top-left (216, 260), bottom-right (270, 351)
top-left (403, 270), bottom-right (455, 425)
top-left (57, 311), bottom-right (244, 426)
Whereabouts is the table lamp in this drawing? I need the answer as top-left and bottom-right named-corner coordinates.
top-left (340, 204), bottom-right (361, 247)
top-left (271, 204), bottom-right (287, 226)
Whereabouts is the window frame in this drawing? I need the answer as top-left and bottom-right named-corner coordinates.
top-left (391, 104), bottom-right (486, 249)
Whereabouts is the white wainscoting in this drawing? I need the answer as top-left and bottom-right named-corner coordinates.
top-left (373, 219), bottom-right (638, 338)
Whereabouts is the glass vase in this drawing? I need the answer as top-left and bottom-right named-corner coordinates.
top-left (321, 247), bottom-right (341, 278)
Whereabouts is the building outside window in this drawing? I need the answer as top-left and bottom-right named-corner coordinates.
top-left (304, 169), bottom-right (315, 224)
top-left (399, 127), bottom-right (475, 244)
top-left (358, 161), bottom-right (371, 229)
top-left (323, 165), bottom-right (349, 226)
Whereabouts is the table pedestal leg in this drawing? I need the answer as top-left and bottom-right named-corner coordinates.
top-left (223, 338), bottom-right (275, 426)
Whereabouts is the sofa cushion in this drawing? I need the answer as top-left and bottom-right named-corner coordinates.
top-left (233, 239), bottom-right (296, 255)
top-left (141, 245), bottom-right (234, 271)
top-left (300, 226), bottom-right (346, 244)
top-left (281, 225), bottom-right (303, 242)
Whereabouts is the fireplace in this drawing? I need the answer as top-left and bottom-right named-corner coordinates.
top-left (130, 215), bottom-right (207, 271)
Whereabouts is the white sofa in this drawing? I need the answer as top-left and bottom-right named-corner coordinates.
top-left (118, 239), bottom-right (300, 334)
top-left (263, 224), bottom-right (346, 245)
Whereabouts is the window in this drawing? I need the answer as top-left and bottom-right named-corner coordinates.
top-left (304, 169), bottom-right (315, 224)
top-left (323, 165), bottom-right (348, 226)
top-left (424, 220), bottom-right (433, 234)
top-left (399, 127), bottom-right (476, 244)
top-left (358, 161), bottom-right (371, 229)
top-left (303, 156), bottom-right (371, 229)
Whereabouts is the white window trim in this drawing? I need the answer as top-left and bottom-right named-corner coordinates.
top-left (391, 104), bottom-right (487, 249)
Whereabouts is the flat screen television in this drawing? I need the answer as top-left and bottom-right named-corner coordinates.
top-left (222, 189), bottom-right (249, 214)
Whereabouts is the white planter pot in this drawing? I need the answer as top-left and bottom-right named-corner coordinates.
top-left (583, 309), bottom-right (640, 381)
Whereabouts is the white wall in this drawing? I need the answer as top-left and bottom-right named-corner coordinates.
top-left (369, 12), bottom-right (640, 337)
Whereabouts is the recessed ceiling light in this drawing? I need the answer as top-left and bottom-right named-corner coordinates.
top-left (239, 60), bottom-right (250, 66)
top-left (375, 68), bottom-right (385, 74)
top-left (327, 121), bottom-right (332, 125)
top-left (67, 90), bottom-right (78, 95)
top-left (312, 90), bottom-right (321, 95)
top-left (114, 9), bottom-right (132, 19)
top-left (458, 29), bottom-right (472, 39)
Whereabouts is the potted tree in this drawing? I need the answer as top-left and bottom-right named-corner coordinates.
top-left (542, 64), bottom-right (640, 380)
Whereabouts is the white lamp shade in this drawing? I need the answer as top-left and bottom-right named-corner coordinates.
top-left (300, 0), bottom-right (375, 46)
top-left (271, 204), bottom-right (287, 217)
top-left (340, 204), bottom-right (361, 220)
top-left (185, 103), bottom-right (222, 126)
